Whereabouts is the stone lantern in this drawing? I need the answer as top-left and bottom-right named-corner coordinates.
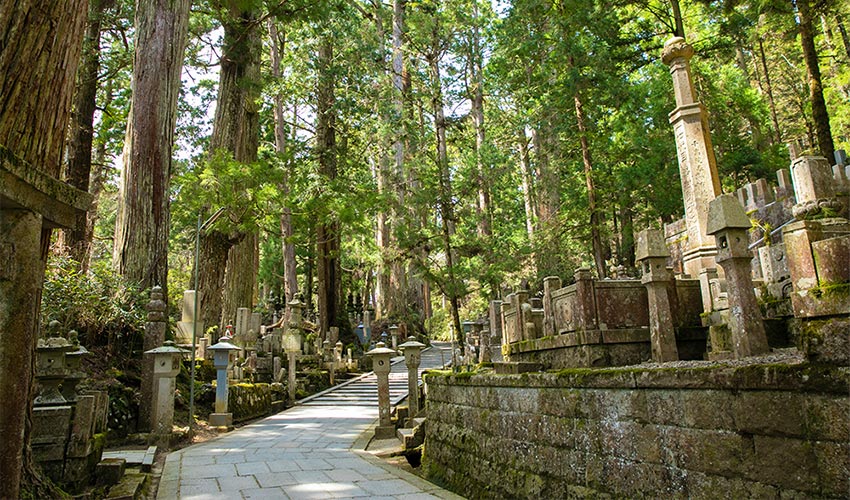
top-left (35, 336), bottom-right (73, 406)
top-left (707, 194), bottom-right (770, 358)
top-left (288, 298), bottom-right (304, 327)
top-left (635, 229), bottom-right (679, 362)
top-left (282, 309), bottom-right (303, 404)
top-left (367, 342), bottom-right (397, 438)
top-left (144, 341), bottom-right (187, 436)
top-left (389, 324), bottom-right (400, 351)
top-left (399, 340), bottom-right (425, 426)
top-left (207, 336), bottom-right (240, 428)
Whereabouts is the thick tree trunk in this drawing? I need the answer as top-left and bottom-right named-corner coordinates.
top-left (0, 1), bottom-right (88, 497)
top-left (63, 0), bottom-right (103, 264)
top-left (196, 229), bottom-right (236, 336)
top-left (797, 0), bottom-right (835, 162)
top-left (198, 1), bottom-right (261, 330)
top-left (221, 232), bottom-right (259, 326)
top-left (114, 0), bottom-right (189, 432)
top-left (114, 0), bottom-right (190, 296)
top-left (532, 107), bottom-right (561, 277)
top-left (574, 93), bottom-right (607, 279)
top-left (316, 35), bottom-right (342, 336)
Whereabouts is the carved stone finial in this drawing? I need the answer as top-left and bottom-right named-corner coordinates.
top-left (661, 37), bottom-right (693, 65)
top-left (147, 285), bottom-right (167, 321)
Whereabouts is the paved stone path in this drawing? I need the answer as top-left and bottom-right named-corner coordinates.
top-left (157, 342), bottom-right (459, 500)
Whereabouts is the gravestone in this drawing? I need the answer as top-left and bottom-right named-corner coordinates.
top-left (661, 37), bottom-right (722, 307)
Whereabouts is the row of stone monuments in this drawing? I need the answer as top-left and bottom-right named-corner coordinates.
top-left (31, 325), bottom-right (109, 490)
top-left (468, 37), bottom-right (849, 371)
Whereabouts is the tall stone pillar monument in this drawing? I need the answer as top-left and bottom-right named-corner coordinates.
top-left (662, 37), bottom-right (722, 293)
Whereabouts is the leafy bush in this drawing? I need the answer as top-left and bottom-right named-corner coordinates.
top-left (41, 256), bottom-right (147, 346)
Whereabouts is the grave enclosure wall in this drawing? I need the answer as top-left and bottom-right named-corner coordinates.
top-left (423, 365), bottom-right (848, 499)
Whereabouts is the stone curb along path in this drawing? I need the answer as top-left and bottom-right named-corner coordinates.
top-left (157, 342), bottom-right (462, 499)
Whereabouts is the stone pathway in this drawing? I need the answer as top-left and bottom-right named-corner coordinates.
top-left (157, 342), bottom-right (459, 499)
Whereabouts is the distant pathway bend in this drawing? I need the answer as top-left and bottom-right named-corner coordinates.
top-left (157, 341), bottom-right (459, 500)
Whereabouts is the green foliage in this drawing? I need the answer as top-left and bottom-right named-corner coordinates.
top-left (41, 256), bottom-right (146, 346)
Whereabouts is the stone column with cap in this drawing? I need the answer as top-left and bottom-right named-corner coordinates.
top-left (662, 37), bottom-right (722, 301)
top-left (367, 342), bottom-right (397, 439)
top-left (140, 287), bottom-right (167, 432)
top-left (636, 229), bottom-right (679, 362)
top-left (707, 195), bottom-right (770, 358)
top-left (399, 340), bottom-right (425, 426)
top-left (144, 341), bottom-right (186, 439)
top-left (208, 337), bottom-right (241, 428)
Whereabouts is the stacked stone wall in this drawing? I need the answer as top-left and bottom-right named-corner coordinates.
top-left (423, 365), bottom-right (848, 499)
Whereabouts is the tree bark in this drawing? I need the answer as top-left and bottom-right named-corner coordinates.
top-left (429, 12), bottom-right (463, 348)
top-left (757, 37), bottom-right (783, 144)
top-left (197, 229), bottom-right (236, 336)
top-left (517, 129), bottom-right (536, 243)
top-left (268, 20), bottom-right (298, 310)
top-left (670, 0), bottom-right (685, 37)
top-left (797, 0), bottom-right (835, 162)
top-left (0, 1), bottom-right (88, 497)
top-left (63, 0), bottom-right (104, 265)
top-left (470, 0), bottom-right (491, 239)
top-left (316, 35), bottom-right (342, 336)
top-left (221, 232), bottom-right (259, 326)
top-left (837, 12), bottom-right (850, 61)
top-left (198, 0), bottom-right (262, 331)
top-left (114, 0), bottom-right (190, 296)
top-left (574, 92), bottom-right (607, 279)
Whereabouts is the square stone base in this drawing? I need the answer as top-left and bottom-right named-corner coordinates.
top-left (374, 425), bottom-right (396, 439)
top-left (209, 413), bottom-right (232, 428)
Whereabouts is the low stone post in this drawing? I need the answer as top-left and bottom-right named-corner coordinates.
top-left (574, 268), bottom-right (597, 331)
top-left (478, 327), bottom-right (491, 363)
top-left (707, 195), bottom-right (770, 358)
top-left (399, 340), bottom-right (425, 426)
top-left (141, 287), bottom-right (166, 432)
top-left (367, 342), bottom-right (397, 438)
top-left (144, 341), bottom-right (186, 438)
top-left (208, 337), bottom-right (240, 428)
top-left (389, 324), bottom-right (400, 351)
top-left (636, 229), bottom-right (679, 362)
top-left (543, 276), bottom-right (561, 337)
top-left (323, 340), bottom-right (334, 385)
top-left (335, 341), bottom-right (343, 369)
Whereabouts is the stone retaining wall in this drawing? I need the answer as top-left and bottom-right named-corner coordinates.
top-left (422, 364), bottom-right (849, 498)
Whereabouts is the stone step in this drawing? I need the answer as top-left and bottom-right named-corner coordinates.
top-left (105, 472), bottom-right (148, 500)
top-left (397, 426), bottom-right (424, 449)
top-left (141, 446), bottom-right (156, 473)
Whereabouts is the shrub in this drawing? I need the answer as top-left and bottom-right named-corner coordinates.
top-left (41, 256), bottom-right (146, 347)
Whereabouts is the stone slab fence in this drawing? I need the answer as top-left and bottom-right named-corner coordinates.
top-left (423, 365), bottom-right (848, 499)
top-left (499, 270), bottom-right (704, 368)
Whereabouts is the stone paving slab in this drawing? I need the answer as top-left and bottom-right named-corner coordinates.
top-left (157, 343), bottom-right (461, 500)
